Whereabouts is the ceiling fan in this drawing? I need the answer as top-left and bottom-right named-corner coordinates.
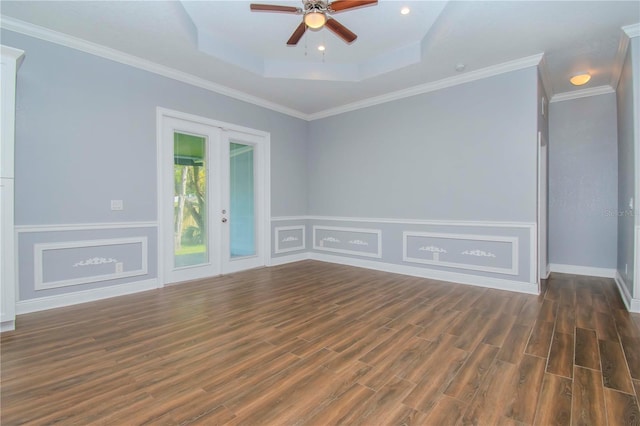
top-left (250, 0), bottom-right (377, 45)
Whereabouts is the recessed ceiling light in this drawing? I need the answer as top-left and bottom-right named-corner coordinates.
top-left (455, 63), bottom-right (466, 72)
top-left (400, 7), bottom-right (410, 15)
top-left (570, 73), bottom-right (591, 86)
top-left (318, 45), bottom-right (326, 52)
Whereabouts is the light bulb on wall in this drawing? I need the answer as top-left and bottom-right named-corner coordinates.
top-left (304, 11), bottom-right (326, 29)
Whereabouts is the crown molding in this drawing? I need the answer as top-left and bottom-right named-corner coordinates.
top-left (0, 15), bottom-right (549, 122)
top-left (0, 16), bottom-right (308, 120)
top-left (622, 23), bottom-right (640, 38)
top-left (307, 53), bottom-right (544, 120)
top-left (550, 85), bottom-right (614, 103)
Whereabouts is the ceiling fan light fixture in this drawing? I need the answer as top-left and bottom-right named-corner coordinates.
top-left (569, 72), bottom-right (591, 86)
top-left (304, 11), bottom-right (326, 29)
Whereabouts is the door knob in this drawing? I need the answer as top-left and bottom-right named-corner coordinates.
top-left (222, 218), bottom-right (228, 223)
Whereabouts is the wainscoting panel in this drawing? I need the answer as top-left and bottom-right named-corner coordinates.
top-left (34, 237), bottom-right (148, 290)
top-left (313, 226), bottom-right (382, 258)
top-left (403, 232), bottom-right (518, 275)
top-left (274, 225), bottom-right (305, 254)
top-left (273, 216), bottom-right (537, 293)
top-left (17, 224), bottom-right (158, 302)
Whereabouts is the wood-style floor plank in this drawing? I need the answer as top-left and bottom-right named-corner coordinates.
top-left (572, 366), bottom-right (607, 426)
top-left (533, 373), bottom-right (572, 426)
top-left (574, 327), bottom-right (600, 370)
top-left (1, 262), bottom-right (639, 426)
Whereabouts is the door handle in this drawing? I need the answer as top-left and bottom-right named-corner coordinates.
top-left (222, 218), bottom-right (228, 223)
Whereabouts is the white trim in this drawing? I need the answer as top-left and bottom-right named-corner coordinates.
top-left (34, 237), bottom-right (148, 290)
top-left (0, 16), bottom-right (306, 120)
top-left (156, 107), bottom-right (271, 281)
top-left (307, 54), bottom-right (543, 120)
top-left (622, 23), bottom-right (640, 38)
top-left (15, 221), bottom-right (158, 233)
top-left (1, 320), bottom-right (15, 332)
top-left (615, 272), bottom-right (640, 313)
top-left (275, 225), bottom-right (306, 254)
top-left (537, 55), bottom-right (553, 100)
top-left (303, 215), bottom-right (536, 229)
top-left (0, 17), bottom-right (548, 121)
top-left (549, 264), bottom-right (616, 278)
top-left (309, 253), bottom-right (538, 295)
top-left (543, 264), bottom-right (551, 280)
top-left (403, 231), bottom-right (519, 276)
top-left (270, 252), bottom-right (311, 266)
top-left (550, 85), bottom-right (615, 103)
top-left (530, 223), bottom-right (538, 286)
top-left (635, 226), bottom-right (640, 302)
top-left (313, 226), bottom-right (382, 259)
top-left (271, 216), bottom-right (308, 222)
top-left (157, 107), bottom-right (271, 139)
top-left (16, 278), bottom-right (158, 315)
top-left (611, 30), bottom-right (631, 90)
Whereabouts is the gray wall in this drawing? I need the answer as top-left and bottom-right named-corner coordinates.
top-left (3, 29), bottom-right (308, 300)
top-left (4, 29), bottom-right (308, 223)
top-left (548, 93), bottom-right (618, 269)
top-left (307, 67), bottom-right (539, 222)
top-left (616, 36), bottom-right (638, 296)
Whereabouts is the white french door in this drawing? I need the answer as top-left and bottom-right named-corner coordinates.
top-left (159, 110), bottom-right (269, 285)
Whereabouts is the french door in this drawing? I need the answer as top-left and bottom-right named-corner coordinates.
top-left (159, 110), bottom-right (268, 285)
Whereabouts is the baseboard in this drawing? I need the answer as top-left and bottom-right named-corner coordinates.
top-left (615, 272), bottom-right (640, 313)
top-left (549, 264), bottom-right (616, 278)
top-left (309, 252), bottom-right (539, 295)
top-left (16, 278), bottom-right (158, 315)
top-left (1, 320), bottom-right (16, 332)
top-left (543, 264), bottom-right (551, 279)
top-left (270, 252), bottom-right (311, 266)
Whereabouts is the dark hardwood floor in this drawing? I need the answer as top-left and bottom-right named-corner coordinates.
top-left (2, 260), bottom-right (639, 425)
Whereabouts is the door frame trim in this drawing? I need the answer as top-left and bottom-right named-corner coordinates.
top-left (156, 107), bottom-right (271, 287)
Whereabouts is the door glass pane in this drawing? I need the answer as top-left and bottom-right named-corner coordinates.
top-left (230, 142), bottom-right (255, 258)
top-left (174, 132), bottom-right (208, 268)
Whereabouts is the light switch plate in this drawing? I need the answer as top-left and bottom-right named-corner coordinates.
top-left (111, 200), bottom-right (123, 211)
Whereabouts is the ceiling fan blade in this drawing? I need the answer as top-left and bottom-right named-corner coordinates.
top-left (287, 22), bottom-right (307, 45)
top-left (250, 3), bottom-right (300, 13)
top-left (325, 18), bottom-right (357, 43)
top-left (329, 0), bottom-right (377, 12)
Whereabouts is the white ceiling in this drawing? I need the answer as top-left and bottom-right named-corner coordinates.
top-left (1, 1), bottom-right (639, 119)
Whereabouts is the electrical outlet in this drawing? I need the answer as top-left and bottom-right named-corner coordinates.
top-left (115, 262), bottom-right (124, 273)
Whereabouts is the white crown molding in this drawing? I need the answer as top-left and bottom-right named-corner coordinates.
top-left (0, 16), bottom-right (308, 120)
top-left (1, 16), bottom-right (549, 122)
top-left (549, 85), bottom-right (615, 103)
top-left (622, 23), bottom-right (640, 38)
top-left (307, 53), bottom-right (544, 120)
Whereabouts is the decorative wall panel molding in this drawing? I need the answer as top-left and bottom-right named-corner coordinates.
top-left (274, 225), bottom-right (306, 254)
top-left (313, 226), bottom-right (382, 258)
top-left (403, 232), bottom-right (518, 275)
top-left (34, 237), bottom-right (148, 290)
